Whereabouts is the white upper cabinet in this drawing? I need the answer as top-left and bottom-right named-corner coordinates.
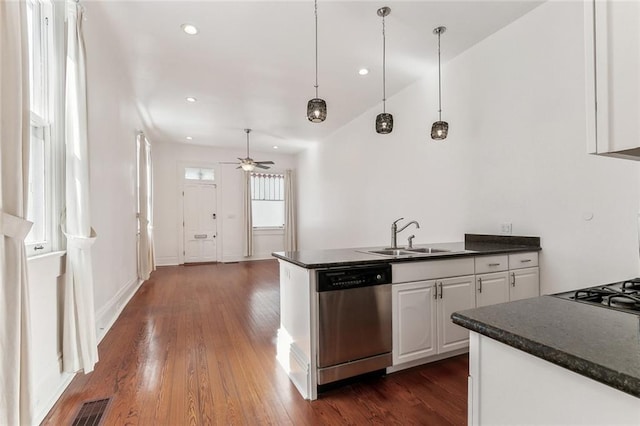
top-left (585, 0), bottom-right (640, 159)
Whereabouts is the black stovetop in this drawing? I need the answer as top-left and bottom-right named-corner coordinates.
top-left (554, 278), bottom-right (640, 314)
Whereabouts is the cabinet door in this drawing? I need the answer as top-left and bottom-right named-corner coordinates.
top-left (509, 267), bottom-right (540, 301)
top-left (585, 0), bottom-right (640, 156)
top-left (392, 281), bottom-right (437, 365)
top-left (437, 275), bottom-right (475, 353)
top-left (476, 272), bottom-right (509, 308)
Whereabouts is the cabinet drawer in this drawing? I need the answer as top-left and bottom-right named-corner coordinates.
top-left (508, 252), bottom-right (539, 269)
top-left (474, 255), bottom-right (508, 274)
top-left (392, 258), bottom-right (474, 283)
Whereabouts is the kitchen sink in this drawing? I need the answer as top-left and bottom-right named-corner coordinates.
top-left (368, 249), bottom-right (413, 256)
top-left (364, 247), bottom-right (452, 257)
top-left (404, 247), bottom-right (450, 254)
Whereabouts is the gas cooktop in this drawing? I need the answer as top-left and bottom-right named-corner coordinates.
top-left (554, 278), bottom-right (640, 314)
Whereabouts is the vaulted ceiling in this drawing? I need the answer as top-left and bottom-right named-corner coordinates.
top-left (85, 0), bottom-right (543, 154)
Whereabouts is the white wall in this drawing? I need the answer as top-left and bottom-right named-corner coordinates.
top-left (297, 0), bottom-right (640, 293)
top-left (85, 10), bottom-right (142, 335)
top-left (153, 140), bottom-right (297, 264)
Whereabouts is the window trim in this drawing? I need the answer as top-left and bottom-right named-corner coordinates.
top-left (250, 171), bottom-right (285, 230)
top-left (25, 0), bottom-right (64, 257)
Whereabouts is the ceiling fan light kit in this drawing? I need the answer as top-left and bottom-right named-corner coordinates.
top-left (307, 0), bottom-right (327, 123)
top-left (431, 26), bottom-right (449, 140)
top-left (375, 6), bottom-right (393, 134)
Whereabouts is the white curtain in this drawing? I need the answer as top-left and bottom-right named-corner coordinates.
top-left (62, 1), bottom-right (98, 374)
top-left (137, 133), bottom-right (155, 280)
top-left (0, 1), bottom-right (35, 424)
top-left (284, 169), bottom-right (297, 251)
top-left (242, 171), bottom-right (253, 257)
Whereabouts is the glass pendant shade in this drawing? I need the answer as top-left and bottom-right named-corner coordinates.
top-left (307, 98), bottom-right (327, 123)
top-left (376, 113), bottom-right (394, 134)
top-left (431, 120), bottom-right (448, 140)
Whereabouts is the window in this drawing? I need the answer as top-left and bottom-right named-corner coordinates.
top-left (25, 0), bottom-right (56, 255)
top-left (184, 167), bottom-right (215, 181)
top-left (251, 172), bottom-right (284, 228)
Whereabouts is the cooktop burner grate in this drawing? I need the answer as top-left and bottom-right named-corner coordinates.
top-left (556, 278), bottom-right (640, 314)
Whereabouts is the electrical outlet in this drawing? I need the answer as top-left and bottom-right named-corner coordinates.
top-left (501, 223), bottom-right (512, 235)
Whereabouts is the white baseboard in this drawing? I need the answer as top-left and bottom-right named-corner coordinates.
top-left (32, 353), bottom-right (74, 426)
top-left (155, 256), bottom-right (180, 266)
top-left (95, 276), bottom-right (143, 343)
top-left (276, 328), bottom-right (312, 400)
top-left (222, 253), bottom-right (276, 263)
top-left (386, 347), bottom-right (469, 374)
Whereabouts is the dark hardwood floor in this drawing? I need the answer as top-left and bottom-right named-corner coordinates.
top-left (42, 260), bottom-right (468, 425)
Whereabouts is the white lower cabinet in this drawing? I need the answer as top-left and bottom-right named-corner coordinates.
top-left (392, 275), bottom-right (475, 366)
top-left (392, 280), bottom-right (437, 365)
top-left (437, 275), bottom-right (476, 353)
top-left (509, 267), bottom-right (540, 301)
top-left (476, 272), bottom-right (509, 308)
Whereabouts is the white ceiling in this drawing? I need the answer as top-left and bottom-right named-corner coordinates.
top-left (84, 0), bottom-right (543, 154)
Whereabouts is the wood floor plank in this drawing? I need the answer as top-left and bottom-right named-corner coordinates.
top-left (42, 260), bottom-right (468, 425)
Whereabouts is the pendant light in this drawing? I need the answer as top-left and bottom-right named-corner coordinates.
top-left (431, 26), bottom-right (448, 140)
top-left (307, 0), bottom-right (327, 123)
top-left (375, 6), bottom-right (393, 134)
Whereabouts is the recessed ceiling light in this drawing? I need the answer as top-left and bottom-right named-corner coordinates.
top-left (181, 23), bottom-right (198, 35)
top-left (273, 146), bottom-right (279, 149)
top-left (185, 136), bottom-right (193, 140)
top-left (358, 68), bottom-right (369, 76)
top-left (186, 96), bottom-right (197, 103)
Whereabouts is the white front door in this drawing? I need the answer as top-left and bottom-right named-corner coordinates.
top-left (183, 183), bottom-right (217, 263)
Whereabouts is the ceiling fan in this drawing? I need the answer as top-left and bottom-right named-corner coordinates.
top-left (224, 128), bottom-right (275, 171)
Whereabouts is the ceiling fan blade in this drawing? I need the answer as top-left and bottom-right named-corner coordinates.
top-left (254, 161), bottom-right (275, 165)
top-left (255, 164), bottom-right (271, 169)
top-left (220, 161), bottom-right (239, 164)
top-left (237, 157), bottom-right (246, 162)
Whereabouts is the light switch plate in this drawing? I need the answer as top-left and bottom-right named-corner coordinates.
top-left (501, 223), bottom-right (512, 235)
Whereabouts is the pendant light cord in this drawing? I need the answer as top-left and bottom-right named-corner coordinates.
top-left (437, 29), bottom-right (442, 121)
top-left (382, 14), bottom-right (386, 113)
top-left (314, 0), bottom-right (319, 98)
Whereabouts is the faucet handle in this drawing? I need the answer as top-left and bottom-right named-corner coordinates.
top-left (393, 217), bottom-right (404, 225)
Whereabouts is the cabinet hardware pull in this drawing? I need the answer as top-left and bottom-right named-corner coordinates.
top-left (439, 282), bottom-right (444, 299)
top-left (511, 272), bottom-right (516, 286)
top-left (478, 277), bottom-right (483, 293)
top-left (521, 259), bottom-right (532, 263)
top-left (34, 245), bottom-right (44, 251)
top-left (194, 234), bottom-right (208, 239)
top-left (488, 263), bottom-right (500, 266)
top-left (434, 283), bottom-right (438, 300)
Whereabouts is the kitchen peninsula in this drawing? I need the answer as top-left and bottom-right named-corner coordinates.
top-left (453, 296), bottom-right (640, 425)
top-left (273, 234), bottom-right (541, 400)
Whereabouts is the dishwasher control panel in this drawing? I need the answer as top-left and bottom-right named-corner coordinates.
top-left (317, 264), bottom-right (392, 292)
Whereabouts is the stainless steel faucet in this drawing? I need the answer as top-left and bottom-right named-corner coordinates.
top-left (390, 218), bottom-right (420, 248)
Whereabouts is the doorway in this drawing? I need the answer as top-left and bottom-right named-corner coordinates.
top-left (183, 181), bottom-right (218, 263)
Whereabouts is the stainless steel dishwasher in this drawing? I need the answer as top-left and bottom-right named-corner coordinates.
top-left (316, 264), bottom-right (392, 385)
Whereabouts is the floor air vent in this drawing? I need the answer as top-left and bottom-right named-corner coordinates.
top-left (71, 398), bottom-right (111, 426)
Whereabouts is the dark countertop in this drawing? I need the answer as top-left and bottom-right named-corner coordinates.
top-left (272, 234), bottom-right (541, 269)
top-left (452, 296), bottom-right (640, 398)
